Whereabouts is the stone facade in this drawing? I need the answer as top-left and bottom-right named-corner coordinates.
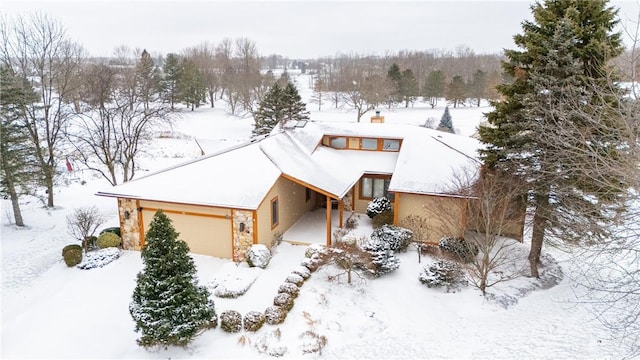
top-left (232, 210), bottom-right (254, 262)
top-left (118, 198), bottom-right (141, 250)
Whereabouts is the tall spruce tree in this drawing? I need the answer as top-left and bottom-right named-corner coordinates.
top-left (386, 63), bottom-right (403, 106)
top-left (135, 49), bottom-right (159, 110)
top-left (479, 0), bottom-right (625, 277)
top-left (424, 69), bottom-right (445, 108)
top-left (130, 210), bottom-right (217, 348)
top-left (179, 59), bottom-right (207, 111)
top-left (437, 106), bottom-right (454, 133)
top-left (467, 69), bottom-right (487, 107)
top-left (400, 69), bottom-right (419, 108)
top-left (446, 75), bottom-right (467, 108)
top-left (252, 81), bottom-right (309, 136)
top-left (161, 53), bottom-right (182, 110)
top-left (0, 67), bottom-right (38, 226)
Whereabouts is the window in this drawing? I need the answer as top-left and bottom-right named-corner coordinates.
top-left (330, 137), bottom-right (347, 149)
top-left (383, 139), bottom-right (400, 151)
top-left (271, 197), bottom-right (279, 228)
top-left (360, 176), bottom-right (393, 200)
top-left (361, 138), bottom-right (378, 150)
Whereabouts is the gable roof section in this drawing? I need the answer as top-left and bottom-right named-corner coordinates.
top-left (96, 141), bottom-right (281, 210)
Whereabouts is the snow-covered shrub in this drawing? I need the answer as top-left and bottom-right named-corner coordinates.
top-left (439, 236), bottom-right (479, 263)
top-left (273, 293), bottom-right (295, 311)
top-left (304, 244), bottom-right (325, 258)
top-left (421, 243), bottom-right (440, 256)
top-left (372, 210), bottom-right (394, 228)
top-left (247, 244), bottom-right (271, 269)
top-left (292, 265), bottom-right (311, 280)
top-left (77, 247), bottom-right (120, 270)
top-left (345, 215), bottom-right (358, 230)
top-left (255, 329), bottom-right (287, 356)
top-left (97, 232), bottom-right (121, 249)
top-left (264, 306), bottom-right (287, 325)
top-left (285, 273), bottom-right (304, 287)
top-left (220, 310), bottom-right (243, 333)
top-left (301, 257), bottom-right (320, 273)
top-left (360, 237), bottom-right (400, 277)
top-left (62, 244), bottom-right (83, 267)
top-left (278, 283), bottom-right (300, 298)
top-left (243, 311), bottom-right (266, 332)
top-left (366, 197), bottom-right (392, 218)
top-left (419, 259), bottom-right (467, 292)
top-left (300, 330), bottom-right (328, 354)
top-left (209, 263), bottom-right (261, 298)
top-left (371, 224), bottom-right (413, 252)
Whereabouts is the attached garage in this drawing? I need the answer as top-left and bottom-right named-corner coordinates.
top-left (139, 200), bottom-right (233, 259)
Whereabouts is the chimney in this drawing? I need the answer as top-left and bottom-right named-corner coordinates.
top-left (371, 110), bottom-right (384, 123)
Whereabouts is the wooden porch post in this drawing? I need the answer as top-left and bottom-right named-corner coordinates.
top-left (326, 195), bottom-right (331, 246)
top-left (339, 200), bottom-right (344, 228)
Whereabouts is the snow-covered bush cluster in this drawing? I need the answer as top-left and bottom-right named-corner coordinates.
top-left (243, 311), bottom-right (266, 332)
top-left (77, 247), bottom-right (120, 270)
top-left (246, 244), bottom-right (271, 269)
top-left (273, 293), bottom-right (295, 311)
top-left (208, 263), bottom-right (261, 298)
top-left (278, 283), bottom-right (300, 298)
top-left (439, 236), bottom-right (479, 263)
top-left (291, 265), bottom-right (311, 280)
top-left (220, 310), bottom-right (243, 333)
top-left (265, 305), bottom-right (287, 325)
top-left (285, 273), bottom-right (304, 287)
top-left (366, 197), bottom-right (392, 218)
top-left (370, 224), bottom-right (413, 252)
top-left (361, 237), bottom-right (400, 277)
top-left (419, 259), bottom-right (467, 292)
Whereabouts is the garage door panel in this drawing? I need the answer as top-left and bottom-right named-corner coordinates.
top-left (142, 210), bottom-right (232, 258)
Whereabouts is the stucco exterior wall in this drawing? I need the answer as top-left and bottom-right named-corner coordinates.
top-left (138, 200), bottom-right (233, 259)
top-left (256, 176), bottom-right (316, 247)
top-left (395, 192), bottom-right (467, 243)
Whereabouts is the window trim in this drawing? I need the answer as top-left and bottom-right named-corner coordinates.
top-left (270, 196), bottom-right (279, 229)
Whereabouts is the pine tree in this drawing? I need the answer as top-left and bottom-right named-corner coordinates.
top-left (179, 60), bottom-right (207, 111)
top-left (437, 106), bottom-right (454, 133)
top-left (467, 69), bottom-right (487, 107)
top-left (479, 0), bottom-right (625, 277)
top-left (386, 63), bottom-right (402, 106)
top-left (400, 69), bottom-right (418, 108)
top-left (130, 210), bottom-right (217, 348)
top-left (161, 53), bottom-right (181, 110)
top-left (446, 75), bottom-right (466, 108)
top-left (0, 67), bottom-right (38, 226)
top-left (135, 49), bottom-right (159, 110)
top-left (423, 69), bottom-right (445, 108)
top-left (252, 82), bottom-right (309, 136)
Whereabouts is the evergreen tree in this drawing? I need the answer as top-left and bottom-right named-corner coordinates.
top-left (0, 67), bottom-right (38, 226)
top-left (130, 210), bottom-right (217, 348)
top-left (161, 53), bottom-right (181, 110)
top-left (479, 0), bottom-right (625, 277)
top-left (445, 75), bottom-right (466, 108)
top-left (178, 60), bottom-right (207, 111)
top-left (386, 63), bottom-right (402, 106)
top-left (467, 69), bottom-right (487, 107)
top-left (252, 82), bottom-right (309, 136)
top-left (400, 68), bottom-right (419, 108)
top-left (423, 69), bottom-right (445, 108)
top-left (135, 49), bottom-right (160, 110)
top-left (437, 106), bottom-right (454, 133)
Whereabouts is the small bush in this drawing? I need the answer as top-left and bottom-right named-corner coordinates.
top-left (371, 224), bottom-right (413, 252)
top-left (285, 273), bottom-right (304, 287)
top-left (366, 197), bottom-right (392, 219)
top-left (304, 244), bottom-right (325, 258)
top-left (247, 244), bottom-right (271, 269)
top-left (344, 215), bottom-right (358, 230)
top-left (97, 232), bottom-right (121, 249)
top-left (264, 306), bottom-right (286, 325)
top-left (62, 244), bottom-right (83, 267)
top-left (372, 210), bottom-right (394, 228)
top-left (439, 236), bottom-right (479, 263)
top-left (420, 243), bottom-right (441, 256)
top-left (278, 283), bottom-right (300, 298)
top-left (77, 247), bottom-right (120, 270)
top-left (301, 257), bottom-right (319, 272)
top-left (220, 310), bottom-right (243, 333)
top-left (292, 266), bottom-right (311, 280)
top-left (243, 311), bottom-right (266, 332)
top-left (84, 236), bottom-right (98, 251)
top-left (419, 259), bottom-right (467, 292)
top-left (99, 226), bottom-right (121, 237)
top-left (273, 293), bottom-right (295, 312)
top-left (360, 238), bottom-right (400, 277)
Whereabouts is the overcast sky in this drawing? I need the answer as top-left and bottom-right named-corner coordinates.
top-left (3, 1), bottom-right (639, 59)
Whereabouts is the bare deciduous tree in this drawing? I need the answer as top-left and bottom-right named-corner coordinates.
top-left (0, 12), bottom-right (85, 207)
top-left (66, 206), bottom-right (106, 253)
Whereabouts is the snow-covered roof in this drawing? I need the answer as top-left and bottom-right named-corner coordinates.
top-left (97, 120), bottom-right (482, 208)
top-left (96, 141), bottom-right (282, 210)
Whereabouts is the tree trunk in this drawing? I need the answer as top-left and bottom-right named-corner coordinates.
top-left (6, 177), bottom-right (25, 226)
top-left (529, 194), bottom-right (549, 278)
top-left (45, 170), bottom-right (54, 208)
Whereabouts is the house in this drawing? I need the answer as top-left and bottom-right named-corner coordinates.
top-left (96, 116), bottom-right (524, 261)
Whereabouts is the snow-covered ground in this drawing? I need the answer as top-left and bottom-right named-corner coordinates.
top-left (1, 73), bottom-right (629, 358)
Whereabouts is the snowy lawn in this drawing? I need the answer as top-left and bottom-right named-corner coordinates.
top-left (1, 73), bottom-right (629, 358)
